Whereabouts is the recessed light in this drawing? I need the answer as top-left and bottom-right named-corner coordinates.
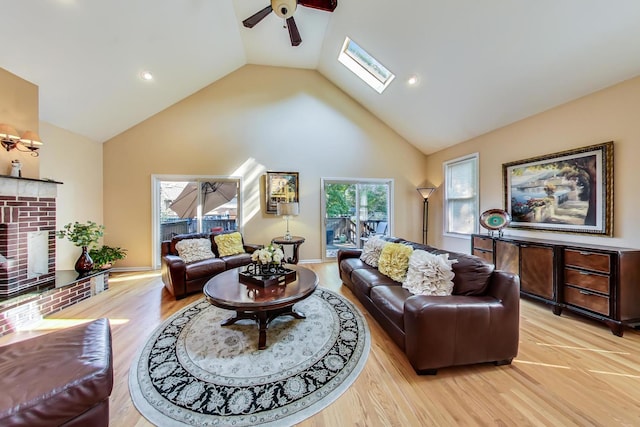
top-left (140, 71), bottom-right (154, 81)
top-left (407, 74), bottom-right (420, 86)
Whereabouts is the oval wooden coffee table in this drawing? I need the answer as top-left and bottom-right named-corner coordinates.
top-left (203, 265), bottom-right (318, 350)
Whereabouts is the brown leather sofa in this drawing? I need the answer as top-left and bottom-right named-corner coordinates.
top-left (0, 318), bottom-right (113, 426)
top-left (338, 237), bottom-right (520, 374)
top-left (161, 231), bottom-right (262, 299)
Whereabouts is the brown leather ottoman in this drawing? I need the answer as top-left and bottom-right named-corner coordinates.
top-left (0, 318), bottom-right (114, 426)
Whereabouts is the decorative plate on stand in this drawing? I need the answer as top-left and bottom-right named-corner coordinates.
top-left (480, 209), bottom-right (511, 235)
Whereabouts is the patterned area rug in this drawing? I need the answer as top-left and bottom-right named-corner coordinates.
top-left (129, 288), bottom-right (370, 426)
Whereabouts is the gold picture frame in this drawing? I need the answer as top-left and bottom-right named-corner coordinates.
top-left (265, 171), bottom-right (299, 214)
top-left (503, 141), bottom-right (613, 236)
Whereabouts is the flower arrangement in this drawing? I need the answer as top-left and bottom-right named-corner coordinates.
top-left (251, 244), bottom-right (285, 265)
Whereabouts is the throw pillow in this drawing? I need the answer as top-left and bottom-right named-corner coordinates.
top-left (175, 238), bottom-right (215, 264)
top-left (402, 250), bottom-right (458, 296)
top-left (214, 232), bottom-right (245, 257)
top-left (360, 235), bottom-right (387, 267)
top-left (378, 242), bottom-right (414, 282)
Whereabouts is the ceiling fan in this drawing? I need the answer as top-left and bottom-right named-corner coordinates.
top-left (242, 0), bottom-right (338, 47)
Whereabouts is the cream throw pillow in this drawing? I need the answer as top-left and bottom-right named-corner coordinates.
top-left (378, 242), bottom-right (414, 282)
top-left (403, 250), bottom-right (458, 296)
top-left (214, 232), bottom-right (245, 257)
top-left (175, 238), bottom-right (215, 263)
top-left (360, 235), bottom-right (387, 267)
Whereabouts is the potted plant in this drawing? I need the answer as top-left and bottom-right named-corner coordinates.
top-left (89, 245), bottom-right (127, 270)
top-left (56, 221), bottom-right (105, 273)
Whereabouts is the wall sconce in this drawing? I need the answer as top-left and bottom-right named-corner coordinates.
top-left (0, 124), bottom-right (44, 157)
top-left (276, 202), bottom-right (299, 241)
top-left (417, 187), bottom-right (436, 244)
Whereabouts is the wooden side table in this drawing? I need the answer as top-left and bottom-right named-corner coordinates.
top-left (271, 236), bottom-right (305, 264)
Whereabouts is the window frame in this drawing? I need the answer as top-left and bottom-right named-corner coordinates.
top-left (442, 153), bottom-right (479, 239)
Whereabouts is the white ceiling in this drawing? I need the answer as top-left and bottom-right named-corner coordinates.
top-left (2, 0), bottom-right (640, 154)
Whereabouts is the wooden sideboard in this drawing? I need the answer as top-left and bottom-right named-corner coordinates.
top-left (471, 234), bottom-right (640, 336)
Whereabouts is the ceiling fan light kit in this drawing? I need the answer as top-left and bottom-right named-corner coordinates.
top-left (272, 0), bottom-right (297, 19)
top-left (243, 0), bottom-right (337, 47)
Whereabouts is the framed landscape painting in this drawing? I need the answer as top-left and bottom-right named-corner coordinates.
top-left (503, 141), bottom-right (613, 236)
top-left (265, 171), bottom-right (299, 214)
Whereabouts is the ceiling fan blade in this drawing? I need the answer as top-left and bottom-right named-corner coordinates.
top-left (298, 0), bottom-right (337, 12)
top-left (286, 16), bottom-right (302, 46)
top-left (242, 5), bottom-right (273, 28)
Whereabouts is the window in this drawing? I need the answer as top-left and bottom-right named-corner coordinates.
top-left (443, 153), bottom-right (479, 237)
top-left (338, 37), bottom-right (395, 94)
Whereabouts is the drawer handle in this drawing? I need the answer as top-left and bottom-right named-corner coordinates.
top-left (579, 290), bottom-right (591, 295)
top-left (578, 251), bottom-right (593, 256)
top-left (579, 271), bottom-right (591, 275)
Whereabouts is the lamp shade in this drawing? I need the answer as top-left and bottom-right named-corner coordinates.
top-left (277, 202), bottom-right (299, 216)
top-left (0, 124), bottom-right (20, 141)
top-left (417, 187), bottom-right (436, 200)
top-left (19, 130), bottom-right (43, 149)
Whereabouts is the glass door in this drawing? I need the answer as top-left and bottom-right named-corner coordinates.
top-left (322, 179), bottom-right (392, 260)
top-left (152, 176), bottom-right (240, 268)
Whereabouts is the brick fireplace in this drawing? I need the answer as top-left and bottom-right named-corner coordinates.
top-left (0, 176), bottom-right (58, 296)
top-left (0, 175), bottom-right (109, 336)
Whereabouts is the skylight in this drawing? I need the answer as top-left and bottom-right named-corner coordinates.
top-left (338, 37), bottom-right (395, 94)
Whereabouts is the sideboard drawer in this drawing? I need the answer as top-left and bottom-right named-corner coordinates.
top-left (564, 286), bottom-right (610, 316)
top-left (564, 249), bottom-right (611, 274)
top-left (473, 236), bottom-right (493, 251)
top-left (473, 249), bottom-right (493, 264)
top-left (564, 268), bottom-right (610, 294)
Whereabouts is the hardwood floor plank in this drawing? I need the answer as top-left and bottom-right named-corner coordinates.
top-left (1, 262), bottom-right (639, 426)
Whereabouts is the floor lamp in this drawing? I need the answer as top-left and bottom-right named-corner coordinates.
top-left (417, 187), bottom-right (435, 245)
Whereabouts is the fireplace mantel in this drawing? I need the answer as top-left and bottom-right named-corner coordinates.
top-left (0, 175), bottom-right (63, 184)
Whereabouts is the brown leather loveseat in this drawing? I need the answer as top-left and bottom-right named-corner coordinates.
top-left (161, 231), bottom-right (261, 299)
top-left (338, 237), bottom-right (520, 375)
top-left (0, 318), bottom-right (113, 426)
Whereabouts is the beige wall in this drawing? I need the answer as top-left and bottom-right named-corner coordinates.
top-left (0, 68), bottom-right (39, 178)
top-left (103, 65), bottom-right (428, 268)
top-left (426, 75), bottom-right (640, 254)
top-left (39, 122), bottom-right (104, 269)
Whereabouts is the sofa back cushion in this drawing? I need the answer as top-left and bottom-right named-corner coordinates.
top-left (437, 250), bottom-right (494, 295)
top-left (213, 231), bottom-right (245, 257)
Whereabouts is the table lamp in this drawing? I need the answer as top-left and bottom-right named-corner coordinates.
top-left (277, 202), bottom-right (299, 241)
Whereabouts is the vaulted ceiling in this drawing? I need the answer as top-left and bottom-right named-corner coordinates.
top-left (3, 0), bottom-right (640, 154)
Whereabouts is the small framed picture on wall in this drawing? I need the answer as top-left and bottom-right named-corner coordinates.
top-left (265, 171), bottom-right (299, 214)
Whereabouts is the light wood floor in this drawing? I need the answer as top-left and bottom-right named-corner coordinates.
top-left (2, 262), bottom-right (640, 426)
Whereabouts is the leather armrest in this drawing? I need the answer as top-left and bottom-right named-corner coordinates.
top-left (337, 248), bottom-right (362, 264)
top-left (161, 240), bottom-right (171, 257)
top-left (243, 243), bottom-right (263, 253)
top-left (161, 254), bottom-right (187, 297)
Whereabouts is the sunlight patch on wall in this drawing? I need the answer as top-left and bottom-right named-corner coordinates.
top-left (232, 158), bottom-right (266, 227)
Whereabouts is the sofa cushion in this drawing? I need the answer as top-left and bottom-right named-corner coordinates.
top-left (175, 238), bottom-right (215, 263)
top-left (352, 268), bottom-right (399, 298)
top-left (433, 250), bottom-right (494, 296)
top-left (222, 253), bottom-right (253, 270)
top-left (370, 285), bottom-right (411, 331)
top-left (341, 258), bottom-right (374, 277)
top-left (360, 236), bottom-right (387, 267)
top-left (0, 318), bottom-right (113, 426)
top-left (403, 250), bottom-right (458, 296)
top-left (378, 242), bottom-right (414, 282)
top-left (185, 258), bottom-right (226, 281)
top-left (214, 232), bottom-right (245, 257)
